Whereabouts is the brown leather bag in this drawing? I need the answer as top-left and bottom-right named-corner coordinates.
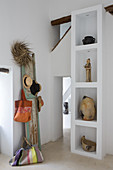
top-left (14, 89), bottom-right (32, 123)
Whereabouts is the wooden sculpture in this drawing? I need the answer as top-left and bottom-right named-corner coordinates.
top-left (81, 136), bottom-right (96, 152)
top-left (84, 58), bottom-right (92, 82)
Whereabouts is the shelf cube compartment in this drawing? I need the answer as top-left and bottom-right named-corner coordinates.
top-left (75, 48), bottom-right (97, 82)
top-left (75, 10), bottom-right (97, 46)
top-left (75, 88), bottom-right (97, 120)
top-left (75, 125), bottom-right (97, 154)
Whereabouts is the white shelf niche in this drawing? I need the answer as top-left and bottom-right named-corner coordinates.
top-left (75, 10), bottom-right (97, 46)
top-left (75, 125), bottom-right (97, 157)
top-left (75, 48), bottom-right (97, 82)
top-left (75, 88), bottom-right (97, 121)
top-left (71, 4), bottom-right (102, 160)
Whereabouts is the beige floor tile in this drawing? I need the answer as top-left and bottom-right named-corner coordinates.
top-left (0, 129), bottom-right (113, 170)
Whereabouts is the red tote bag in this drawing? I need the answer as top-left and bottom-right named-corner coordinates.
top-left (14, 89), bottom-right (32, 123)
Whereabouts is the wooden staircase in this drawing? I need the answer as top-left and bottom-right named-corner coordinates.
top-left (51, 26), bottom-right (71, 51)
top-left (51, 15), bottom-right (71, 52)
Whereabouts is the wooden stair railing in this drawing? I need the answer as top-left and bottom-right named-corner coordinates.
top-left (51, 26), bottom-right (71, 52)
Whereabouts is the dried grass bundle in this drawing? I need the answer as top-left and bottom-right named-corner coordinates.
top-left (11, 41), bottom-right (32, 66)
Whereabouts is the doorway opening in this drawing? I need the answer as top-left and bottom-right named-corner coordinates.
top-left (62, 77), bottom-right (71, 136)
top-left (0, 66), bottom-right (13, 156)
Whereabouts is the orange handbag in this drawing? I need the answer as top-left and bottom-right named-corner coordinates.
top-left (14, 89), bottom-right (32, 123)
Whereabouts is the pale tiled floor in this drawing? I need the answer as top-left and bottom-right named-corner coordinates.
top-left (0, 129), bottom-right (113, 170)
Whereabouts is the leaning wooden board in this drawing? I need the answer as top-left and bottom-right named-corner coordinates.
top-left (21, 54), bottom-right (41, 150)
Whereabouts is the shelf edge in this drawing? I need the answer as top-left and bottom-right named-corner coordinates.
top-left (75, 119), bottom-right (98, 128)
top-left (75, 43), bottom-right (99, 51)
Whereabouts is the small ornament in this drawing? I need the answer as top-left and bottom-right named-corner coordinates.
top-left (79, 96), bottom-right (96, 121)
top-left (84, 58), bottom-right (92, 82)
top-left (81, 136), bottom-right (96, 152)
top-left (63, 102), bottom-right (68, 114)
top-left (82, 36), bottom-right (95, 45)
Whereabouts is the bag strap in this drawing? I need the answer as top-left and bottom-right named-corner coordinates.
top-left (21, 136), bottom-right (32, 148)
top-left (23, 137), bottom-right (32, 147)
top-left (21, 89), bottom-right (26, 100)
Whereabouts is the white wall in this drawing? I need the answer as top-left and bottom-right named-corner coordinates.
top-left (63, 77), bottom-right (71, 96)
top-left (0, 0), bottom-right (53, 156)
top-left (63, 114), bottom-right (71, 129)
top-left (103, 12), bottom-right (113, 155)
top-left (60, 22), bottom-right (71, 38)
top-left (0, 68), bottom-right (13, 156)
top-left (52, 77), bottom-right (63, 141)
top-left (50, 28), bottom-right (71, 141)
top-left (49, 0), bottom-right (113, 20)
top-left (51, 30), bottom-right (71, 76)
top-left (63, 77), bottom-right (71, 129)
top-left (0, 0), bottom-right (113, 157)
top-left (49, 0), bottom-right (113, 155)
top-left (0, 0), bottom-right (64, 156)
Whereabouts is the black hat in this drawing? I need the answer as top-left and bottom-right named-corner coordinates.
top-left (30, 80), bottom-right (41, 96)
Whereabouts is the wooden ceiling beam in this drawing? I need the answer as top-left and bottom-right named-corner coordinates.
top-left (105, 4), bottom-right (113, 15)
top-left (51, 15), bottom-right (71, 26)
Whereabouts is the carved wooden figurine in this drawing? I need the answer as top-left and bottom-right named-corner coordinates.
top-left (84, 58), bottom-right (92, 82)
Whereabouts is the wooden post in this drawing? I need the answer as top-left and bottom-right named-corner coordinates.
top-left (21, 54), bottom-right (41, 150)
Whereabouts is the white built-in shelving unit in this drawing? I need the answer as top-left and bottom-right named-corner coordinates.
top-left (71, 5), bottom-right (102, 159)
